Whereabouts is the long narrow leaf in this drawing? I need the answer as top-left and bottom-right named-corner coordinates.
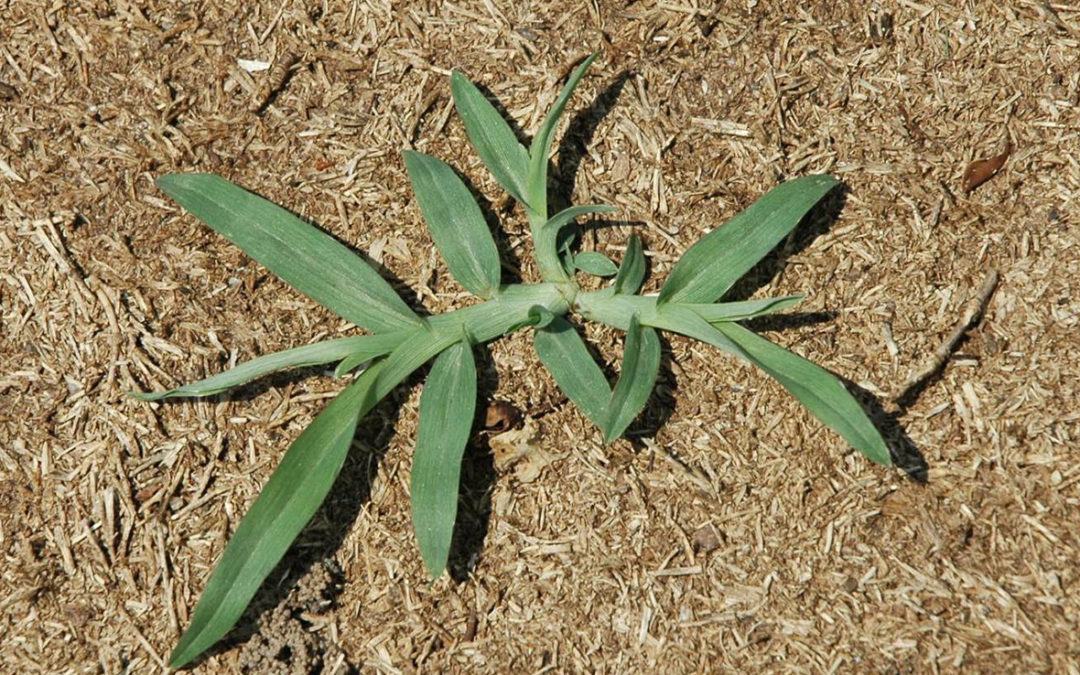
top-left (658, 175), bottom-right (838, 305)
top-left (132, 332), bottom-right (407, 400)
top-left (450, 71), bottom-right (531, 208)
top-left (534, 316), bottom-right (610, 427)
top-left (526, 53), bottom-right (599, 213)
top-left (157, 174), bottom-right (422, 333)
top-left (411, 340), bottom-right (477, 579)
top-left (711, 322), bottom-right (891, 465)
top-left (601, 314), bottom-right (661, 443)
top-left (169, 360), bottom-right (387, 668)
top-left (612, 235), bottom-right (645, 295)
top-left (689, 295), bottom-right (805, 322)
top-left (403, 151), bottom-right (501, 297)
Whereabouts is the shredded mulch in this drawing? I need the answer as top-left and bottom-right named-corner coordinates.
top-left (2, 1), bottom-right (1077, 672)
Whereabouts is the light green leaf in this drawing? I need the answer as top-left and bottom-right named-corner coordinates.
top-left (168, 360), bottom-right (386, 668)
top-left (156, 174), bottom-right (422, 333)
top-left (527, 53), bottom-right (599, 214)
top-left (403, 151), bottom-right (501, 298)
top-left (538, 203), bottom-right (615, 274)
top-left (601, 314), bottom-right (661, 443)
top-left (658, 175), bottom-right (838, 305)
top-left (534, 316), bottom-right (610, 427)
top-left (574, 251), bottom-right (618, 277)
top-left (612, 235), bottom-right (645, 295)
top-left (450, 71), bottom-right (531, 208)
top-left (709, 322), bottom-right (891, 465)
top-left (689, 295), bottom-right (805, 322)
top-left (411, 340), bottom-right (477, 579)
top-left (130, 332), bottom-right (406, 400)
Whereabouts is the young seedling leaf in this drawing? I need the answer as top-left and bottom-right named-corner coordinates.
top-left (534, 316), bottom-right (610, 427)
top-left (689, 295), bottom-right (805, 322)
top-left (658, 175), bottom-right (839, 305)
top-left (156, 174), bottom-right (422, 333)
top-left (450, 70), bottom-right (531, 208)
top-left (539, 203), bottom-right (615, 274)
top-left (411, 340), bottom-right (477, 579)
top-left (574, 251), bottom-right (618, 277)
top-left (612, 235), bottom-right (645, 295)
top-left (601, 314), bottom-right (661, 443)
top-left (168, 360), bottom-right (386, 669)
top-left (710, 322), bottom-right (892, 465)
top-left (403, 151), bottom-right (501, 298)
top-left (526, 53), bottom-right (599, 214)
top-left (130, 332), bottom-right (406, 400)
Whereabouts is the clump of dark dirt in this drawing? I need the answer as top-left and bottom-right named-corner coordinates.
top-left (237, 561), bottom-right (351, 674)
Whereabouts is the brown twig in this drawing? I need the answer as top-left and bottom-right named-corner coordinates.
top-left (893, 270), bottom-right (1000, 407)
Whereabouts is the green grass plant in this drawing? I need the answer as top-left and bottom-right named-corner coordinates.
top-left (135, 54), bottom-right (891, 668)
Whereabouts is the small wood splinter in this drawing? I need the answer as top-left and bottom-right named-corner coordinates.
top-left (962, 142), bottom-right (1012, 193)
top-left (895, 269), bottom-right (1000, 405)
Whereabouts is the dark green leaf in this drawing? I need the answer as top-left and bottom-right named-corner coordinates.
top-left (658, 175), bottom-right (838, 305)
top-left (710, 322), bottom-right (891, 465)
top-left (168, 360), bottom-right (386, 668)
top-left (403, 151), bottom-right (501, 298)
top-left (612, 235), bottom-right (646, 295)
top-left (574, 251), bottom-right (618, 277)
top-left (411, 340), bottom-right (477, 579)
top-left (534, 316), bottom-right (610, 427)
top-left (601, 314), bottom-right (661, 443)
top-left (527, 53), bottom-right (599, 213)
top-left (450, 71), bottom-right (531, 208)
top-left (156, 174), bottom-right (422, 333)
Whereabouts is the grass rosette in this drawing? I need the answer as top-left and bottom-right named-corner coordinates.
top-left (134, 54), bottom-right (891, 668)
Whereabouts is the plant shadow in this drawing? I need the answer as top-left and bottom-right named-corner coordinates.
top-left (840, 376), bottom-right (928, 483)
top-left (190, 383), bottom-right (411, 670)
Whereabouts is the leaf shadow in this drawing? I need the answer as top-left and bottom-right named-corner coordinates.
top-left (446, 343), bottom-right (499, 582)
top-left (189, 382), bottom-right (413, 670)
top-left (722, 184), bottom-right (850, 303)
top-left (839, 376), bottom-right (928, 483)
top-left (550, 71), bottom-right (632, 214)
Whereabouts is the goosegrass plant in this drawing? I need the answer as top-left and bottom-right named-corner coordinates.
top-left (137, 54), bottom-right (892, 668)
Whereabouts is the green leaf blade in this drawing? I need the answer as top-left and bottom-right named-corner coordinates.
top-left (534, 316), bottom-right (610, 428)
top-left (131, 332), bottom-right (406, 400)
top-left (403, 151), bottom-right (501, 298)
top-left (574, 251), bottom-right (618, 277)
top-left (411, 340), bottom-right (477, 579)
top-left (658, 175), bottom-right (839, 306)
top-left (156, 174), bottom-right (422, 333)
top-left (527, 53), bottom-right (599, 214)
top-left (601, 314), bottom-right (661, 443)
top-left (168, 360), bottom-right (387, 669)
top-left (711, 322), bottom-right (891, 465)
top-left (688, 295), bottom-right (805, 323)
top-left (612, 234), bottom-right (646, 295)
top-left (450, 71), bottom-right (531, 208)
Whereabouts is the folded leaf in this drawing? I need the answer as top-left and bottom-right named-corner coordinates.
top-left (411, 340), bottom-right (477, 579)
top-left (403, 151), bottom-right (501, 298)
top-left (601, 314), bottom-right (661, 443)
top-left (574, 251), bottom-right (618, 277)
top-left (527, 53), bottom-right (599, 214)
top-left (534, 316), bottom-right (610, 427)
top-left (131, 332), bottom-right (406, 400)
top-left (612, 235), bottom-right (645, 295)
top-left (710, 322), bottom-right (891, 465)
top-left (169, 360), bottom-right (386, 668)
top-left (658, 175), bottom-right (838, 305)
top-left (451, 71), bottom-right (531, 208)
top-left (156, 174), bottom-right (422, 333)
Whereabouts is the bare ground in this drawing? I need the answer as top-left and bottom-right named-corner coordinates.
top-left (1, 1), bottom-right (1078, 673)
